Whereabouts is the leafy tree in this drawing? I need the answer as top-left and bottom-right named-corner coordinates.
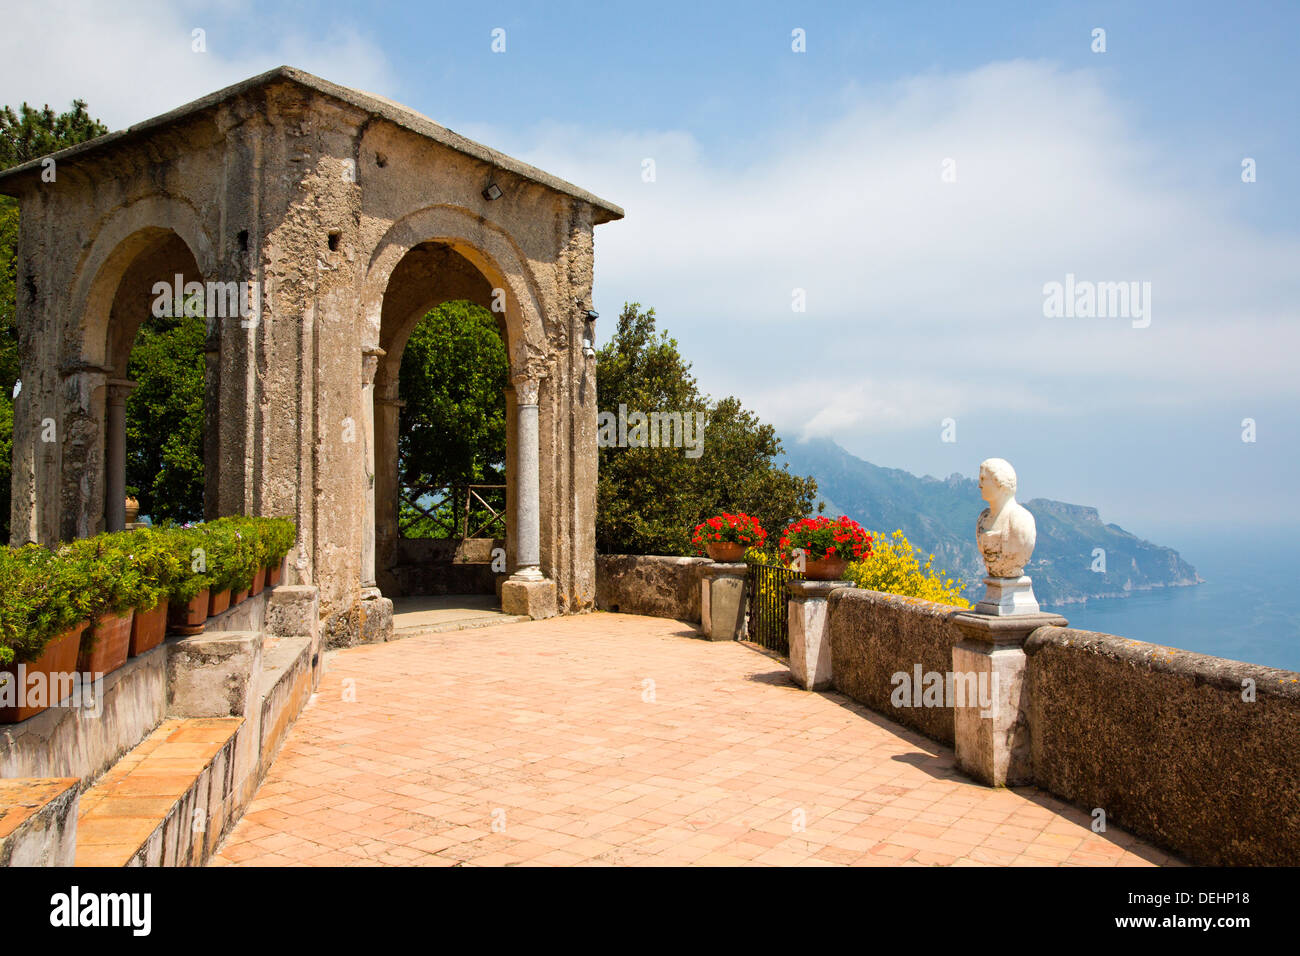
top-left (0, 101), bottom-right (108, 170)
top-left (0, 100), bottom-right (108, 541)
top-left (125, 312), bottom-right (206, 524)
top-left (595, 303), bottom-right (818, 555)
top-left (397, 300), bottom-right (508, 537)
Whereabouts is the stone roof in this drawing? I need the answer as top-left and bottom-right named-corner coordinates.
top-left (0, 65), bottom-right (624, 223)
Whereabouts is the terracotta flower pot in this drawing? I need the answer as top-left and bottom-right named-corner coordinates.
top-left (78, 610), bottom-right (133, 676)
top-left (208, 588), bottom-right (231, 617)
top-left (250, 565), bottom-right (266, 596)
top-left (0, 623), bottom-right (85, 723)
top-left (803, 557), bottom-right (849, 581)
top-left (168, 589), bottom-right (210, 636)
top-left (129, 600), bottom-right (169, 656)
top-left (266, 558), bottom-right (284, 588)
top-left (232, 586), bottom-right (250, 605)
top-left (705, 541), bottom-right (747, 562)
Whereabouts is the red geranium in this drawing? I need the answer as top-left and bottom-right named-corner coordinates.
top-left (690, 513), bottom-right (768, 555)
top-left (778, 515), bottom-right (872, 566)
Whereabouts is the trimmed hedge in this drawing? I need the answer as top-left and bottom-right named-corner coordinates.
top-left (0, 516), bottom-right (296, 666)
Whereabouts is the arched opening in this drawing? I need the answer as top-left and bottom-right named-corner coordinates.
top-left (89, 228), bottom-right (210, 533)
top-left (373, 241), bottom-right (512, 600)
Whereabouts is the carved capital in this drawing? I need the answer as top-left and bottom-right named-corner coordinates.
top-left (361, 347), bottom-right (386, 387)
top-left (511, 372), bottom-right (541, 406)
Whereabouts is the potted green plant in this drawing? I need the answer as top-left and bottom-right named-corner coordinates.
top-left (167, 526), bottom-right (212, 635)
top-left (778, 516), bottom-right (873, 581)
top-left (215, 517), bottom-right (258, 605)
top-left (64, 533), bottom-right (139, 676)
top-left (125, 527), bottom-right (181, 655)
top-left (196, 522), bottom-right (237, 615)
top-left (691, 513), bottom-right (768, 562)
top-left (0, 545), bottom-right (89, 722)
top-left (264, 517), bottom-right (296, 587)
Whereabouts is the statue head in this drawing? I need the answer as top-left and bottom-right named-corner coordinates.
top-left (978, 458), bottom-right (1017, 507)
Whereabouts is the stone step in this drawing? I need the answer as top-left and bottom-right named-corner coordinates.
top-left (0, 778), bottom-right (79, 866)
top-left (253, 636), bottom-right (314, 783)
top-left (74, 717), bottom-right (242, 867)
top-left (392, 612), bottom-right (530, 638)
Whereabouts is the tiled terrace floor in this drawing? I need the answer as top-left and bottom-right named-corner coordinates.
top-left (212, 613), bottom-right (1176, 867)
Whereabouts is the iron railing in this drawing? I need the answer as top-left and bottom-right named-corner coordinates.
top-left (399, 483), bottom-right (506, 539)
top-left (744, 562), bottom-right (804, 656)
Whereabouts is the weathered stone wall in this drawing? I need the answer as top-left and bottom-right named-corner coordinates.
top-left (1024, 627), bottom-right (1300, 865)
top-left (0, 644), bottom-right (168, 781)
top-left (824, 593), bottom-right (1300, 864)
top-left (1, 67), bottom-right (621, 645)
top-left (595, 555), bottom-right (706, 623)
top-left (828, 588), bottom-right (966, 745)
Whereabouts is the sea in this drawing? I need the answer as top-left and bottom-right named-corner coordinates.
top-left (1039, 527), bottom-right (1300, 674)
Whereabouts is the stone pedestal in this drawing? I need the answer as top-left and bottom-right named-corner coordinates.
top-left (700, 563), bottom-right (747, 642)
top-left (502, 578), bottom-right (557, 620)
top-left (975, 575), bottom-right (1040, 616)
top-left (950, 611), bottom-right (1066, 786)
top-left (358, 586), bottom-right (393, 643)
top-left (787, 580), bottom-right (850, 690)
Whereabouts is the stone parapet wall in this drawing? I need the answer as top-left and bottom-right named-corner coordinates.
top-left (823, 593), bottom-right (1300, 864)
top-left (595, 555), bottom-right (708, 623)
top-left (828, 588), bottom-right (967, 745)
top-left (1024, 626), bottom-right (1300, 865)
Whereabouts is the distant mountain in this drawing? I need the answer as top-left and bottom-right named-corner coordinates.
top-left (780, 437), bottom-right (1201, 607)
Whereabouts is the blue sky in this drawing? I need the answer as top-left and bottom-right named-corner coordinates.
top-left (4, 0), bottom-right (1298, 539)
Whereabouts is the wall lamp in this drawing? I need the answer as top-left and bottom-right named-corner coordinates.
top-left (481, 182), bottom-right (503, 201)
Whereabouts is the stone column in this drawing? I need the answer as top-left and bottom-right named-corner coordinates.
top-left (950, 610), bottom-right (1066, 786)
top-left (358, 352), bottom-right (393, 645)
top-left (359, 348), bottom-right (384, 591)
top-left (373, 393), bottom-right (404, 597)
top-left (787, 579), bottom-right (850, 690)
top-left (104, 379), bottom-right (137, 533)
top-left (512, 374), bottom-right (543, 581)
top-left (501, 374), bottom-right (556, 619)
top-left (58, 364), bottom-right (112, 542)
top-left (699, 562), bottom-right (747, 642)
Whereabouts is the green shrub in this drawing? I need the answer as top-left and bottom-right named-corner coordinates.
top-left (261, 517), bottom-right (297, 564)
top-left (167, 527), bottom-right (212, 602)
top-left (59, 533), bottom-right (146, 617)
top-left (0, 544), bottom-right (96, 665)
top-left (123, 527), bottom-right (183, 609)
top-left (0, 515), bottom-right (298, 664)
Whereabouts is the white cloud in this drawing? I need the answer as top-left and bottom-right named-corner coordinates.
top-left (475, 59), bottom-right (1300, 440)
top-left (0, 0), bottom-right (395, 129)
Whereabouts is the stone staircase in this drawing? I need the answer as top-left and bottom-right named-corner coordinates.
top-left (74, 717), bottom-right (242, 867)
top-left (0, 584), bottom-right (322, 867)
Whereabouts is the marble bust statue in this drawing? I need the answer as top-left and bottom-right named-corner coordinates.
top-left (976, 458), bottom-right (1037, 578)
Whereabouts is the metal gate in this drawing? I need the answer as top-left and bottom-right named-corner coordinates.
top-left (744, 562), bottom-right (803, 655)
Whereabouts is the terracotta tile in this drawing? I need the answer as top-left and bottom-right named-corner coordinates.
top-left (204, 614), bottom-right (1168, 868)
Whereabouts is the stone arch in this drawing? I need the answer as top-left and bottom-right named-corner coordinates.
top-left (363, 210), bottom-right (537, 598)
top-left (68, 195), bottom-right (217, 369)
top-left (60, 199), bottom-right (216, 538)
top-left (361, 203), bottom-right (549, 382)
